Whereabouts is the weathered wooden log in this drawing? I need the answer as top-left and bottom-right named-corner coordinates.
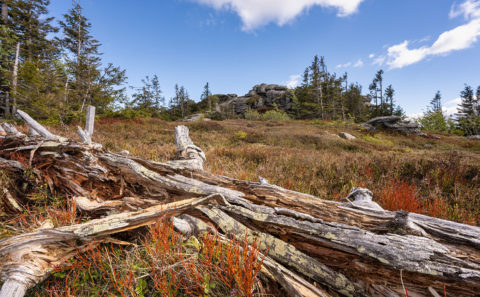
top-left (15, 110), bottom-right (59, 140)
top-left (0, 196), bottom-right (219, 297)
top-left (0, 111), bottom-right (479, 296)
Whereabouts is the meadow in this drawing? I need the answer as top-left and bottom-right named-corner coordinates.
top-left (5, 117), bottom-right (480, 296)
top-left (53, 117), bottom-right (480, 225)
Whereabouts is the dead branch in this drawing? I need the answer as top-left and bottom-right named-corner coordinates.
top-left (0, 109), bottom-right (479, 296)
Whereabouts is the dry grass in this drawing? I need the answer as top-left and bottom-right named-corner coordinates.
top-left (41, 118), bottom-right (480, 225)
top-left (30, 218), bottom-right (265, 297)
top-left (6, 117), bottom-right (479, 296)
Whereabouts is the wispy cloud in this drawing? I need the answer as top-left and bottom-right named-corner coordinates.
top-left (443, 97), bottom-right (463, 116)
top-left (285, 74), bottom-right (301, 88)
top-left (336, 62), bottom-right (352, 69)
top-left (372, 55), bottom-right (386, 66)
top-left (353, 59), bottom-right (364, 67)
top-left (379, 0), bottom-right (480, 69)
top-left (193, 0), bottom-right (365, 31)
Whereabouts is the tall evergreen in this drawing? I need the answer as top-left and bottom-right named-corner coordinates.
top-left (201, 82), bottom-right (212, 111)
top-left (384, 85), bottom-right (394, 115)
top-left (456, 84), bottom-right (479, 135)
top-left (131, 74), bottom-right (164, 114)
top-left (419, 90), bottom-right (447, 132)
top-left (0, 0), bottom-right (60, 116)
top-left (375, 70), bottom-right (384, 108)
top-left (309, 55), bottom-right (324, 119)
top-left (430, 91), bottom-right (442, 113)
top-left (58, 1), bottom-right (126, 116)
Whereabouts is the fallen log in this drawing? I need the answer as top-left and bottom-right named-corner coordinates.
top-left (0, 110), bottom-right (479, 296)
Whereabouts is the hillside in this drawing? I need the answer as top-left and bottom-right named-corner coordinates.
top-left (1, 116), bottom-right (480, 297)
top-left (50, 117), bottom-right (480, 225)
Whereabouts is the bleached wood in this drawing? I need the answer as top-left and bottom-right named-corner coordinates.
top-left (168, 125), bottom-right (206, 170)
top-left (0, 196), bottom-right (218, 297)
top-left (85, 105), bottom-right (95, 137)
top-left (1, 113), bottom-right (480, 296)
top-left (15, 110), bottom-right (58, 140)
top-left (0, 279), bottom-right (27, 297)
top-left (77, 126), bottom-right (91, 143)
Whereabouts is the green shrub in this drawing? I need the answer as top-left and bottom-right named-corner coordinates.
top-left (261, 110), bottom-right (290, 121)
top-left (233, 130), bottom-right (247, 141)
top-left (244, 109), bottom-right (290, 121)
top-left (244, 109), bottom-right (262, 120)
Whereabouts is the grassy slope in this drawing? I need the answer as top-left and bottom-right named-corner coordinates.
top-left (50, 118), bottom-right (480, 225)
top-left (9, 118), bottom-right (480, 296)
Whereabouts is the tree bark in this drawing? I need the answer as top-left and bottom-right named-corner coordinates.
top-left (11, 42), bottom-right (20, 115)
top-left (0, 110), bottom-right (479, 297)
top-left (1, 1), bottom-right (7, 24)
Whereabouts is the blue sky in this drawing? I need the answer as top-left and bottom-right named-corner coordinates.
top-left (47, 0), bottom-right (480, 116)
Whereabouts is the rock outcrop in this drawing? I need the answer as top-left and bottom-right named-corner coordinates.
top-left (217, 84), bottom-right (292, 115)
top-left (362, 116), bottom-right (426, 135)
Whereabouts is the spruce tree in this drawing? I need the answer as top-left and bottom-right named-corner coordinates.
top-left (420, 91), bottom-right (447, 132)
top-left (456, 84), bottom-right (479, 135)
top-left (131, 74), bottom-right (164, 114)
top-left (201, 82), bottom-right (212, 112)
top-left (375, 70), bottom-right (384, 110)
top-left (430, 91), bottom-right (442, 113)
top-left (58, 1), bottom-right (126, 116)
top-left (384, 85), bottom-right (394, 115)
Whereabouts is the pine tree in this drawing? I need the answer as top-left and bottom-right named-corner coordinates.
top-left (430, 91), bottom-right (442, 113)
top-left (375, 70), bottom-right (384, 110)
top-left (8, 0), bottom-right (58, 61)
top-left (131, 74), bottom-right (164, 114)
top-left (368, 80), bottom-right (378, 114)
top-left (384, 85), bottom-right (394, 116)
top-left (456, 84), bottom-right (480, 135)
top-left (301, 67), bottom-right (309, 87)
top-left (58, 1), bottom-right (101, 111)
top-left (0, 0), bottom-right (61, 117)
top-left (201, 82), bottom-right (212, 112)
top-left (58, 1), bottom-right (126, 116)
top-left (420, 90), bottom-right (447, 132)
top-left (309, 55), bottom-right (324, 119)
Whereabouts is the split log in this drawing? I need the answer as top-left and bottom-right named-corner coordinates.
top-left (0, 109), bottom-right (479, 296)
top-left (0, 196), bottom-right (219, 297)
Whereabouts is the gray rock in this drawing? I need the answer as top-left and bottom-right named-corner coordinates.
top-left (217, 83), bottom-right (292, 115)
top-left (363, 116), bottom-right (424, 136)
top-left (184, 114), bottom-right (205, 122)
top-left (467, 135), bottom-right (480, 140)
top-left (338, 132), bottom-right (356, 140)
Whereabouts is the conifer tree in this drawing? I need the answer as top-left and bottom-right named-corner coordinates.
top-left (419, 90), bottom-right (447, 132)
top-left (131, 74), bottom-right (164, 114)
top-left (430, 91), bottom-right (442, 113)
top-left (384, 85), bottom-right (394, 115)
top-left (201, 82), bottom-right (212, 112)
top-left (58, 1), bottom-right (126, 116)
top-left (456, 84), bottom-right (479, 135)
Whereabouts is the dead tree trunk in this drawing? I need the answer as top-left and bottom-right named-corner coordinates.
top-left (0, 110), bottom-right (479, 297)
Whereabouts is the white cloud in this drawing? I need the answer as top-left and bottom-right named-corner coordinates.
top-left (353, 58), bottom-right (364, 67)
top-left (383, 0), bottom-right (480, 69)
top-left (368, 53), bottom-right (375, 59)
top-left (336, 62), bottom-right (352, 69)
top-left (193, 0), bottom-right (365, 31)
top-left (443, 97), bottom-right (463, 116)
top-left (372, 55), bottom-right (386, 66)
top-left (450, 0), bottom-right (480, 20)
top-left (285, 74), bottom-right (301, 88)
